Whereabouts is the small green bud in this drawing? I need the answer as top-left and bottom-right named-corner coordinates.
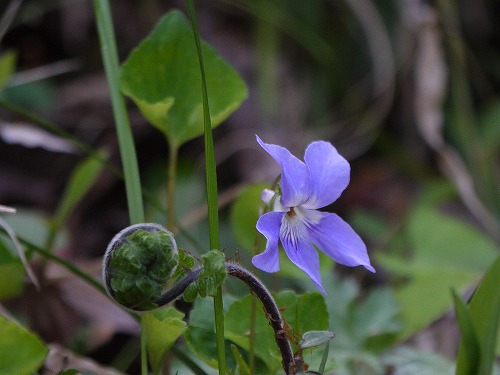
top-left (182, 250), bottom-right (227, 302)
top-left (103, 223), bottom-right (178, 311)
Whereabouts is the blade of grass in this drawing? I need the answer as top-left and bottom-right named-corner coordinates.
top-left (318, 341), bottom-right (330, 374)
top-left (185, 2), bottom-right (226, 374)
top-left (91, 0), bottom-right (146, 373)
top-left (91, 0), bottom-right (144, 225)
top-left (0, 227), bottom-right (106, 295)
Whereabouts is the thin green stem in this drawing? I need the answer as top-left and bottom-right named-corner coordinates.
top-left (91, 0), bottom-right (144, 225)
top-left (167, 143), bottom-right (179, 230)
top-left (185, 1), bottom-right (225, 374)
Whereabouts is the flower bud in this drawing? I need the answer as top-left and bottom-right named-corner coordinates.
top-left (103, 223), bottom-right (178, 311)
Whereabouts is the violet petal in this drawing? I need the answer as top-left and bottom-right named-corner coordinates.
top-left (253, 211), bottom-right (285, 272)
top-left (256, 135), bottom-right (311, 208)
top-left (309, 212), bottom-right (375, 272)
top-left (303, 141), bottom-right (350, 209)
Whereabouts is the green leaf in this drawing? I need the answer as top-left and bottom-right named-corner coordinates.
top-left (456, 255), bottom-right (500, 375)
top-left (224, 294), bottom-right (281, 372)
top-left (377, 206), bottom-right (497, 340)
top-left (0, 240), bottom-right (24, 300)
top-left (0, 315), bottom-right (48, 375)
top-left (0, 50), bottom-right (16, 91)
top-left (318, 273), bottom-right (401, 373)
top-left (453, 290), bottom-right (480, 375)
top-left (323, 272), bottom-right (401, 351)
top-left (230, 184), bottom-right (268, 251)
top-left (186, 291), bottom-right (328, 374)
top-left (52, 150), bottom-right (108, 231)
top-left (143, 307), bottom-right (187, 375)
top-left (185, 297), bottom-right (233, 369)
top-left (224, 291), bottom-right (329, 373)
top-left (120, 10), bottom-right (248, 148)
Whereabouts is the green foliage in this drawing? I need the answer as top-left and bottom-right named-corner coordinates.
top-left (120, 10), bottom-right (248, 149)
top-left (377, 205), bottom-right (497, 340)
top-left (230, 183), bottom-right (268, 250)
top-left (186, 290), bottom-right (328, 374)
top-left (108, 228), bottom-right (179, 311)
top-left (0, 315), bottom-right (48, 375)
top-left (320, 272), bottom-right (401, 374)
top-left (0, 50), bottom-right (16, 92)
top-left (185, 297), bottom-right (229, 369)
top-left (227, 291), bottom-right (329, 372)
top-left (455, 255), bottom-right (500, 375)
top-left (184, 250), bottom-right (227, 301)
top-left (0, 239), bottom-right (24, 300)
top-left (143, 307), bottom-right (187, 375)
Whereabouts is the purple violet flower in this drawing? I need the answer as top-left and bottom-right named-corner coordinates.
top-left (253, 135), bottom-right (375, 294)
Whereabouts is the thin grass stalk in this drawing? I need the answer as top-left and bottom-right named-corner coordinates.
top-left (185, 1), bottom-right (226, 374)
top-left (91, 0), bottom-right (144, 225)
top-left (91, 1), bottom-right (146, 374)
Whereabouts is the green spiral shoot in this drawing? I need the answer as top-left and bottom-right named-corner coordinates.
top-left (103, 223), bottom-right (178, 311)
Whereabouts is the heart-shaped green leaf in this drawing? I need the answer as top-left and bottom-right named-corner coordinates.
top-left (120, 10), bottom-right (248, 148)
